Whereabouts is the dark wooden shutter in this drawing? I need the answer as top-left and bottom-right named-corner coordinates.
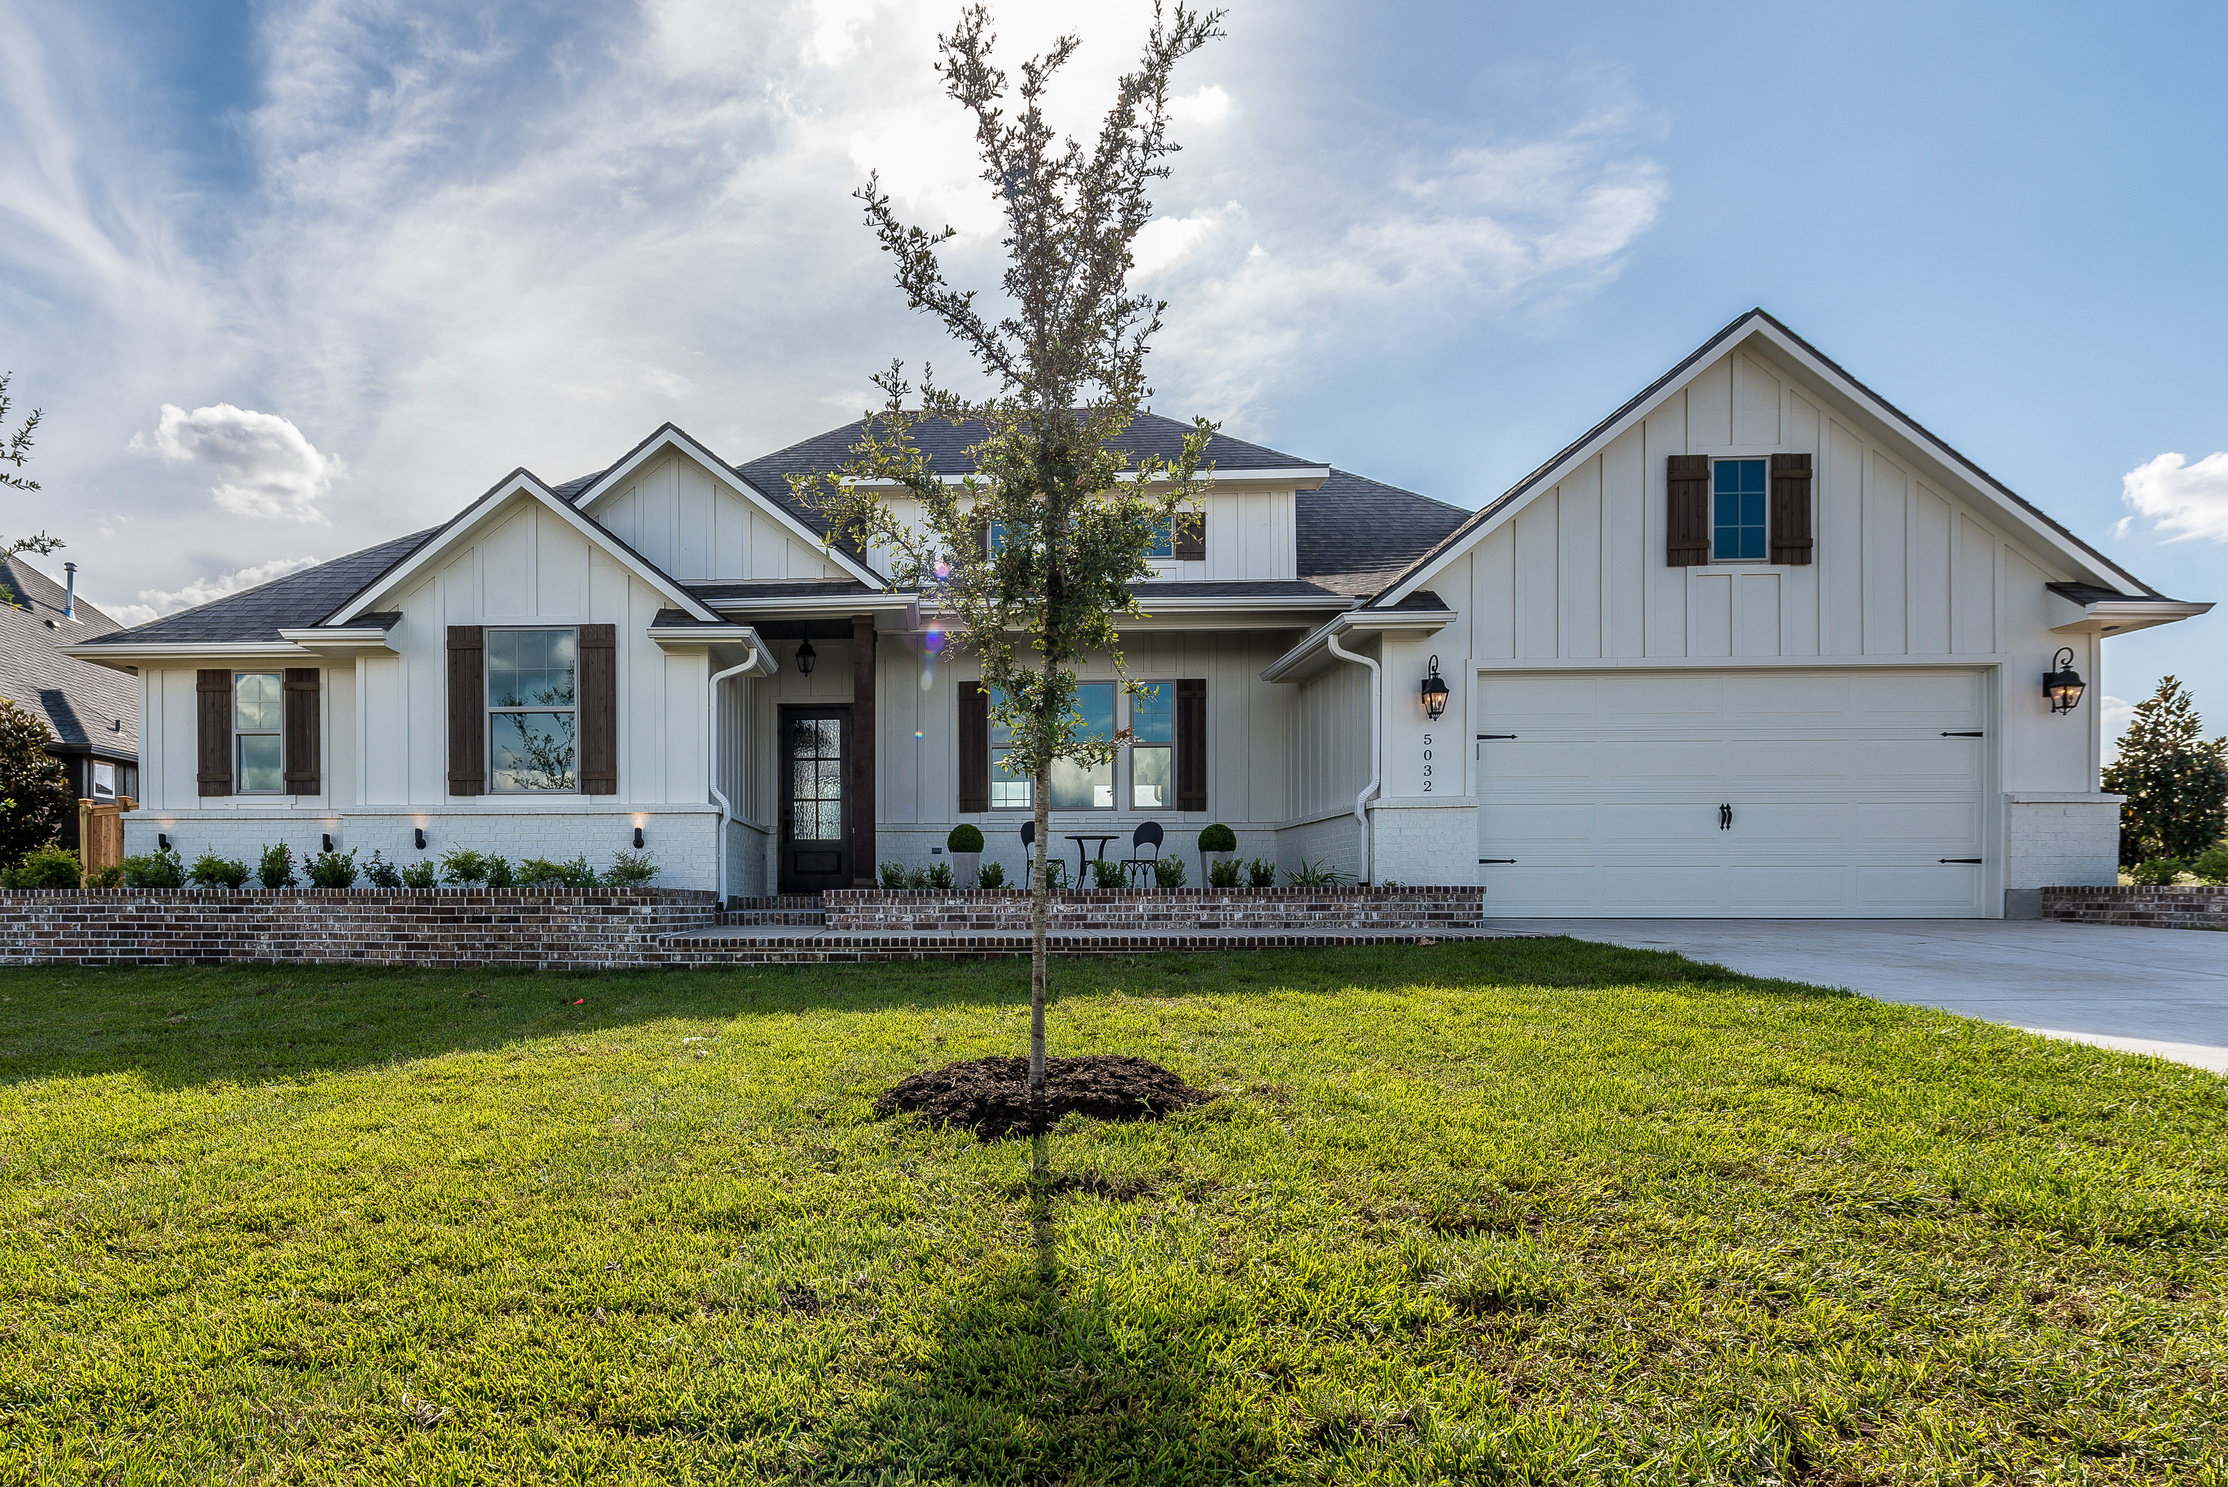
top-left (1769, 452), bottom-right (1814, 565)
top-left (446, 626), bottom-right (485, 796)
top-left (1666, 454), bottom-right (1711, 566)
top-left (196, 669), bottom-right (232, 797)
top-left (1175, 678), bottom-right (1207, 812)
top-left (957, 682), bottom-right (990, 813)
top-left (578, 624), bottom-right (618, 794)
top-left (282, 668), bottom-right (321, 795)
top-left (1172, 510), bottom-right (1206, 562)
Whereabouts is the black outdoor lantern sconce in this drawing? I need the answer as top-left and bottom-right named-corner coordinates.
top-left (414, 827), bottom-right (427, 850)
top-left (633, 827), bottom-right (646, 849)
top-left (2044, 647), bottom-right (2087, 714)
top-left (1420, 655), bottom-right (1451, 721)
top-left (794, 638), bottom-right (817, 676)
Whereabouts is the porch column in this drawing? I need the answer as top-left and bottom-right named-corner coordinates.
top-left (850, 613), bottom-right (877, 886)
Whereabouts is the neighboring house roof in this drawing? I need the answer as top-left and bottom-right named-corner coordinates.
top-left (78, 530), bottom-right (438, 647)
top-left (1296, 470), bottom-right (1472, 596)
top-left (0, 558), bottom-right (138, 757)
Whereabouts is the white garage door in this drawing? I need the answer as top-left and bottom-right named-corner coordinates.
top-left (1476, 668), bottom-right (1989, 917)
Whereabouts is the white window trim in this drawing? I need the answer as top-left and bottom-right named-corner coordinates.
top-left (985, 679), bottom-right (1178, 814)
top-left (233, 670), bottom-right (286, 796)
top-left (1709, 456), bottom-right (1772, 565)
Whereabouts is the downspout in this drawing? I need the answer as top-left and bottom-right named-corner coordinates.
top-left (707, 644), bottom-right (762, 906)
top-left (1324, 626), bottom-right (1380, 885)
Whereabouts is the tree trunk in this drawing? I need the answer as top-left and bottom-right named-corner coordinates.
top-left (1030, 763), bottom-right (1051, 1095)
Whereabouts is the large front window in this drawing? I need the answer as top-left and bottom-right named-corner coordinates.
top-left (234, 672), bottom-right (283, 793)
top-left (991, 681), bottom-right (1161, 811)
top-left (488, 628), bottom-right (578, 792)
top-left (1130, 683), bottom-right (1172, 808)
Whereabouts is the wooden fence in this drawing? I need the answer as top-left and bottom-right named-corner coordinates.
top-left (77, 798), bottom-right (134, 878)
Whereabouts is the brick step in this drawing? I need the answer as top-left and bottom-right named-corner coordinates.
top-left (714, 910), bottom-right (829, 927)
top-left (655, 926), bottom-right (1526, 965)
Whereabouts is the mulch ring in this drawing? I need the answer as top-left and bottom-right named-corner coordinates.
top-left (875, 1054), bottom-right (1213, 1140)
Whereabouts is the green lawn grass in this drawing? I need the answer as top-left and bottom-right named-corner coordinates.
top-left (3, 940), bottom-right (2225, 1484)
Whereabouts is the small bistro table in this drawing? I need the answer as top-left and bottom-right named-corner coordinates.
top-left (1064, 834), bottom-right (1121, 883)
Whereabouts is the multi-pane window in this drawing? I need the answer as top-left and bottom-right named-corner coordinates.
top-left (1146, 517), bottom-right (1177, 559)
top-left (1130, 682), bottom-right (1173, 808)
top-left (989, 682), bottom-right (1157, 811)
top-left (1712, 458), bottom-right (1769, 561)
top-left (488, 628), bottom-right (578, 792)
top-left (786, 714), bottom-right (845, 840)
top-left (234, 672), bottom-right (284, 793)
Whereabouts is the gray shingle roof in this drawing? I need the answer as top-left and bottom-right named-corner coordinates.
top-left (0, 559), bottom-right (138, 756)
top-left (1296, 470), bottom-right (1471, 596)
top-left (79, 530), bottom-right (438, 647)
top-left (1130, 580), bottom-right (1348, 600)
top-left (687, 579), bottom-right (876, 604)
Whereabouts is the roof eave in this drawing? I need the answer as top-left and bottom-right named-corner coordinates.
top-left (1260, 605), bottom-right (1458, 683)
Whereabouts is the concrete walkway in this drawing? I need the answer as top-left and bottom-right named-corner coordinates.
top-left (1491, 918), bottom-right (2228, 1074)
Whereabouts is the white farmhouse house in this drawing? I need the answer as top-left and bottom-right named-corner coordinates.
top-left (71, 311), bottom-right (2208, 916)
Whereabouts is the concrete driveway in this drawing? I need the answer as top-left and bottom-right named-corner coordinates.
top-left (1491, 918), bottom-right (2228, 1074)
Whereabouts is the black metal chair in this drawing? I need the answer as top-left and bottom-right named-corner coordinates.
top-left (1122, 820), bottom-right (1164, 886)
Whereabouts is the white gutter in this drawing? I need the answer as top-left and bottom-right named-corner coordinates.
top-left (707, 640), bottom-right (775, 905)
top-left (1323, 628), bottom-right (1381, 886)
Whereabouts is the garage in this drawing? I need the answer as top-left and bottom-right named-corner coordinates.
top-left (1475, 668), bottom-right (1990, 917)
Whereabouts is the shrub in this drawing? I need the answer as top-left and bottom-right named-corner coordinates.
top-left (1197, 822), bottom-right (1236, 853)
top-left (363, 852), bottom-right (402, 889)
top-left (1089, 858), bottom-right (1127, 889)
top-left (2102, 677), bottom-right (2228, 865)
top-left (439, 848), bottom-right (493, 886)
top-left (188, 852), bottom-right (251, 890)
top-left (2130, 857), bottom-right (2184, 886)
top-left (923, 861), bottom-right (955, 889)
top-left (1151, 856), bottom-right (1186, 889)
top-left (1207, 856), bottom-right (1242, 888)
top-left (484, 855), bottom-right (514, 888)
top-left (307, 849), bottom-right (359, 889)
top-left (1247, 857), bottom-right (1276, 888)
top-left (603, 850), bottom-right (658, 887)
top-left (518, 855), bottom-right (598, 888)
top-left (0, 697), bottom-right (71, 870)
top-left (975, 860), bottom-right (1007, 889)
top-left (947, 823), bottom-right (984, 853)
top-left (257, 843), bottom-right (297, 890)
top-left (87, 863), bottom-right (126, 888)
top-left (2191, 845), bottom-right (2228, 886)
top-left (3, 845), bottom-right (81, 889)
top-left (400, 860), bottom-right (438, 889)
top-left (122, 848), bottom-right (185, 890)
top-left (1285, 859), bottom-right (1352, 888)
top-left (1039, 859), bottom-right (1070, 891)
top-left (879, 861), bottom-right (909, 889)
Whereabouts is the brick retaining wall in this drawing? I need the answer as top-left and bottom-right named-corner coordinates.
top-left (0, 888), bottom-right (718, 969)
top-left (819, 885), bottom-right (1489, 933)
top-left (2041, 885), bottom-right (2228, 930)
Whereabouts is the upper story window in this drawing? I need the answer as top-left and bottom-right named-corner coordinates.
top-left (1147, 516), bottom-right (1177, 559)
top-left (234, 672), bottom-right (285, 793)
top-left (1712, 458), bottom-right (1769, 561)
top-left (488, 628), bottom-right (578, 792)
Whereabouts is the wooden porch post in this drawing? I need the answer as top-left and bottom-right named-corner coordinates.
top-left (851, 614), bottom-right (877, 886)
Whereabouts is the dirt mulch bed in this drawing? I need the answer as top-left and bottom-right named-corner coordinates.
top-left (875, 1054), bottom-right (1213, 1140)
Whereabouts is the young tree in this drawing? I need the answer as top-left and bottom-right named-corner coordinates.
top-left (2102, 676), bottom-right (2228, 865)
top-left (0, 696), bottom-right (72, 869)
top-left (802, 3), bottom-right (1223, 1097)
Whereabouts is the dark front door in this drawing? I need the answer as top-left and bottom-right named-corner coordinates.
top-left (779, 705), bottom-right (852, 893)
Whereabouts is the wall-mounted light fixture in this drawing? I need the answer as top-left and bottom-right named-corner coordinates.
top-left (322, 833), bottom-right (334, 854)
top-left (633, 826), bottom-right (646, 849)
top-left (1419, 655), bottom-right (1450, 721)
top-left (158, 833), bottom-right (170, 852)
top-left (2044, 647), bottom-right (2087, 714)
top-left (414, 828), bottom-right (428, 850)
top-left (795, 638), bottom-right (817, 676)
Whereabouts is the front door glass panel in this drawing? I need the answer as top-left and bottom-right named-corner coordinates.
top-left (787, 714), bottom-right (844, 841)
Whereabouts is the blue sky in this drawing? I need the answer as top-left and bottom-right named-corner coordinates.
top-left (2, 0), bottom-right (2222, 741)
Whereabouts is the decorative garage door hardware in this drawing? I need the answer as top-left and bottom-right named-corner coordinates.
top-left (1478, 858), bottom-right (1516, 864)
top-left (1941, 731), bottom-right (1984, 737)
top-left (1719, 803), bottom-right (1733, 830)
top-left (1940, 858), bottom-right (1983, 864)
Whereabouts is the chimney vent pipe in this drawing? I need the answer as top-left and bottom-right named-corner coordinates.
top-left (62, 561), bottom-right (76, 619)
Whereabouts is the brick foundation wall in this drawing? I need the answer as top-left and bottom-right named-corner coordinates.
top-left (0, 888), bottom-right (717, 969)
top-left (819, 885), bottom-right (1489, 933)
top-left (2041, 885), bottom-right (2228, 930)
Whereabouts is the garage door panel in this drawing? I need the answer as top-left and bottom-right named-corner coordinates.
top-left (1477, 667), bottom-right (1989, 918)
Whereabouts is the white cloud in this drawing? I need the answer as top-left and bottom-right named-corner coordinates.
top-left (2101, 694), bottom-right (2135, 762)
top-left (104, 554), bottom-right (326, 625)
top-left (2118, 452), bottom-right (2228, 543)
top-left (1130, 206), bottom-right (1232, 277)
top-left (135, 404), bottom-right (341, 522)
top-left (1169, 84), bottom-right (1229, 125)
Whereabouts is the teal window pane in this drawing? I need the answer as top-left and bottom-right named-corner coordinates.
top-left (1131, 683), bottom-right (1173, 744)
top-left (1712, 459), bottom-right (1768, 561)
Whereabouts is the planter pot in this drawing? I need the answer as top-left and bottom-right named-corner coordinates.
top-left (950, 851), bottom-right (981, 885)
top-left (1201, 849), bottom-right (1233, 880)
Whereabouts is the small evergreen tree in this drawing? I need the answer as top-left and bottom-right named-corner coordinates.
top-left (2102, 676), bottom-right (2228, 865)
top-left (0, 696), bottom-right (71, 869)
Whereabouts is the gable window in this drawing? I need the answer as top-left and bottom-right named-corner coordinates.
top-left (234, 672), bottom-right (285, 793)
top-left (1146, 517), bottom-right (1177, 559)
top-left (1712, 458), bottom-right (1769, 561)
top-left (988, 682), bottom-right (1116, 809)
top-left (487, 628), bottom-right (579, 792)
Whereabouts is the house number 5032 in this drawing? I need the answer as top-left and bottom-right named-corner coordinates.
top-left (1421, 733), bottom-right (1433, 792)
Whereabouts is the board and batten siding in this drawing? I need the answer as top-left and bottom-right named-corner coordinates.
top-left (1449, 342), bottom-right (2101, 797)
top-left (862, 488), bottom-right (1298, 586)
top-left (593, 453), bottom-right (849, 583)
